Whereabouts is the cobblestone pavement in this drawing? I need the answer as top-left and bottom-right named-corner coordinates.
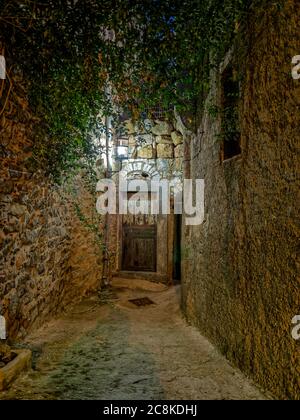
top-left (0, 282), bottom-right (267, 400)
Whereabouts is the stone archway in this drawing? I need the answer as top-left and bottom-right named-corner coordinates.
top-left (119, 159), bottom-right (160, 181)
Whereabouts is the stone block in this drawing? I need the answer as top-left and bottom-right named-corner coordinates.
top-left (171, 131), bottom-right (183, 146)
top-left (151, 121), bottom-right (172, 136)
top-left (142, 119), bottom-right (154, 133)
top-left (174, 144), bottom-right (184, 158)
top-left (156, 143), bottom-right (174, 159)
top-left (9, 204), bottom-right (26, 217)
top-left (137, 145), bottom-right (154, 159)
top-left (136, 134), bottom-right (153, 146)
top-left (156, 135), bottom-right (173, 144)
top-left (175, 158), bottom-right (183, 172)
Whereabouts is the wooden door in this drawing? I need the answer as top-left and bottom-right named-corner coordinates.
top-left (122, 225), bottom-right (157, 272)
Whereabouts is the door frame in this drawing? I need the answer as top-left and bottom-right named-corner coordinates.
top-left (121, 223), bottom-right (157, 272)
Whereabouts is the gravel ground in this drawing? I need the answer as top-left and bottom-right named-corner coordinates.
top-left (0, 281), bottom-right (267, 400)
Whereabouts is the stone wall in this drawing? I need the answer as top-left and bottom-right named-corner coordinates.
top-left (0, 72), bottom-right (103, 340)
top-left (119, 116), bottom-right (184, 175)
top-left (181, 0), bottom-right (300, 400)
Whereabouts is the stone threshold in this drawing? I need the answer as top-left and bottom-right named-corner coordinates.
top-left (113, 271), bottom-right (168, 284)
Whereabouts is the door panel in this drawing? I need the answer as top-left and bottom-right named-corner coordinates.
top-left (122, 225), bottom-right (157, 272)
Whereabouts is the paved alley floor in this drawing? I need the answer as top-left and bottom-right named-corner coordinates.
top-left (0, 281), bottom-right (267, 400)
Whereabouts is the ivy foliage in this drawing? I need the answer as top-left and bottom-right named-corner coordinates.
top-left (0, 0), bottom-right (277, 175)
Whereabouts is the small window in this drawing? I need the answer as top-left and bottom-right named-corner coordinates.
top-left (221, 66), bottom-right (241, 161)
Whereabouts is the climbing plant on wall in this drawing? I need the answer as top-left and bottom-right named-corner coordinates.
top-left (0, 0), bottom-right (283, 176)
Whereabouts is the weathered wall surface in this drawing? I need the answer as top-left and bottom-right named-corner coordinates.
top-left (0, 72), bottom-right (103, 340)
top-left (182, 1), bottom-right (300, 399)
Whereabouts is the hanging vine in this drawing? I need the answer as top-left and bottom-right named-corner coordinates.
top-left (0, 0), bottom-right (284, 176)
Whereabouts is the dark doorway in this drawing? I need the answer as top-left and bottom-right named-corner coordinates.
top-left (173, 215), bottom-right (182, 282)
top-left (122, 225), bottom-right (157, 272)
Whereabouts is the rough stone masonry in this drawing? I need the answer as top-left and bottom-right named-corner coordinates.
top-left (0, 70), bottom-right (104, 340)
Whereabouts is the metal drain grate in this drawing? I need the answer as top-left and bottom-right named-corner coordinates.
top-left (128, 297), bottom-right (155, 307)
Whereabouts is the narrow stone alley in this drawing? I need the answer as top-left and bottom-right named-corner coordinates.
top-left (0, 280), bottom-right (266, 400)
